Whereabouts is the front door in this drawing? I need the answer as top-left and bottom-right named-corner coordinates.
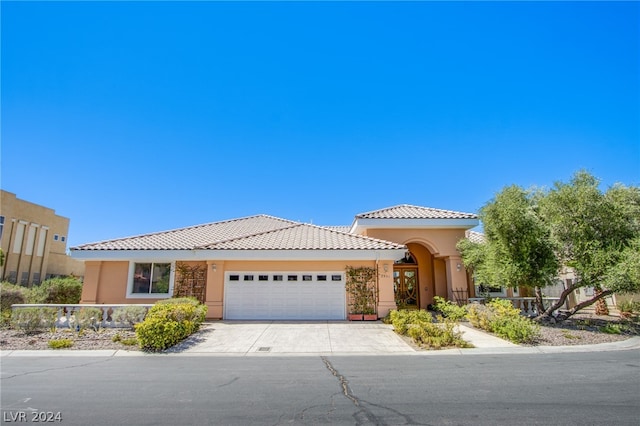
top-left (393, 267), bottom-right (419, 309)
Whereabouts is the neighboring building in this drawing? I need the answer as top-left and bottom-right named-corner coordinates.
top-left (71, 204), bottom-right (479, 320)
top-left (0, 190), bottom-right (84, 285)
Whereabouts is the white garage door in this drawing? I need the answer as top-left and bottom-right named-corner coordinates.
top-left (224, 272), bottom-right (346, 320)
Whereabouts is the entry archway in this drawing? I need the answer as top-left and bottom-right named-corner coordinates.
top-left (393, 241), bottom-right (448, 309)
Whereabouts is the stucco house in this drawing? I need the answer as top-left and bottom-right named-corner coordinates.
top-left (71, 205), bottom-right (479, 320)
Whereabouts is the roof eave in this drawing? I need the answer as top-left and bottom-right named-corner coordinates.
top-left (70, 248), bottom-right (407, 262)
top-left (351, 218), bottom-right (480, 233)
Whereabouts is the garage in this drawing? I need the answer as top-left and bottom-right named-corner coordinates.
top-left (224, 271), bottom-right (346, 320)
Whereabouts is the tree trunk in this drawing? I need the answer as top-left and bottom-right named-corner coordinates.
top-left (535, 286), bottom-right (614, 322)
top-left (534, 286), bottom-right (545, 315)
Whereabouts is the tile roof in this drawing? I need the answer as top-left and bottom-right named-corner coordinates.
top-left (465, 230), bottom-right (486, 244)
top-left (72, 215), bottom-right (404, 251)
top-left (356, 204), bottom-right (477, 220)
top-left (322, 226), bottom-right (351, 233)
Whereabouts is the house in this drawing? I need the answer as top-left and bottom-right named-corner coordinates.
top-left (70, 205), bottom-right (479, 320)
top-left (0, 190), bottom-right (85, 285)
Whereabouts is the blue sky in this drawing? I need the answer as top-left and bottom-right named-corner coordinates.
top-left (2, 1), bottom-right (638, 248)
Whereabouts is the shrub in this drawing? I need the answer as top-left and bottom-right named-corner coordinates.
top-left (1, 282), bottom-right (28, 326)
top-left (11, 307), bottom-right (57, 333)
top-left (389, 309), bottom-right (433, 334)
top-left (466, 300), bottom-right (540, 344)
top-left (73, 307), bottom-right (103, 331)
top-left (466, 303), bottom-right (493, 330)
top-left (29, 277), bottom-right (82, 304)
top-left (389, 309), bottom-right (470, 349)
top-left (599, 323), bottom-right (624, 334)
top-left (156, 297), bottom-right (201, 306)
top-left (433, 296), bottom-right (467, 321)
top-left (111, 306), bottom-right (148, 328)
top-left (48, 339), bottom-right (73, 349)
top-left (1, 282), bottom-right (28, 311)
top-left (135, 301), bottom-right (207, 351)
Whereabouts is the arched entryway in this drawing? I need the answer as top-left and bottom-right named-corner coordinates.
top-left (393, 242), bottom-right (449, 309)
top-left (393, 252), bottom-right (419, 309)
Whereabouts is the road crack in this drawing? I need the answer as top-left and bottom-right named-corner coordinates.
top-left (321, 356), bottom-right (359, 406)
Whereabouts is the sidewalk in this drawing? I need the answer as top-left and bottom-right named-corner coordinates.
top-left (1, 322), bottom-right (639, 357)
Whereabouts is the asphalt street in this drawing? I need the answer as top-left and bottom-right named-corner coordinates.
top-left (1, 350), bottom-right (639, 425)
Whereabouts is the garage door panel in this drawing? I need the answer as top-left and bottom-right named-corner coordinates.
top-left (224, 272), bottom-right (346, 320)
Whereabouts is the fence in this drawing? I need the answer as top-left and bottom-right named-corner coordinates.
top-left (10, 304), bottom-right (154, 328)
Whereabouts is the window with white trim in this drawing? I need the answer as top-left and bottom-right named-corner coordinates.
top-left (131, 262), bottom-right (172, 295)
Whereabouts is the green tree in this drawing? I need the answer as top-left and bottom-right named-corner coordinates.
top-left (457, 185), bottom-right (559, 313)
top-left (460, 171), bottom-right (640, 322)
top-left (538, 171), bottom-right (640, 319)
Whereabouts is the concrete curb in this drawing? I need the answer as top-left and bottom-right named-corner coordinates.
top-left (2, 336), bottom-right (639, 357)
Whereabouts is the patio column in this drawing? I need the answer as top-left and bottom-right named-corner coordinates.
top-left (444, 255), bottom-right (466, 302)
top-left (377, 261), bottom-right (397, 318)
top-left (205, 260), bottom-right (224, 319)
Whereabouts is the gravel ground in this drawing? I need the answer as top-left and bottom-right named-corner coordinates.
top-left (1, 314), bottom-right (638, 351)
top-left (0, 327), bottom-right (141, 351)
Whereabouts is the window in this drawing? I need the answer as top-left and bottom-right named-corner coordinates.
top-left (61, 236), bottom-right (66, 242)
top-left (288, 275), bottom-right (298, 281)
top-left (53, 234), bottom-right (59, 241)
top-left (131, 262), bottom-right (171, 295)
top-left (273, 275), bottom-right (283, 281)
top-left (258, 275), bottom-right (269, 281)
top-left (331, 275), bottom-right (342, 281)
top-left (229, 275), bottom-right (240, 281)
top-left (317, 275), bottom-right (327, 281)
top-left (244, 275), bottom-right (254, 281)
top-left (302, 275), bottom-right (312, 281)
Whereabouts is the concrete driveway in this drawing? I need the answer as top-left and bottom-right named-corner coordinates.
top-left (174, 321), bottom-right (417, 355)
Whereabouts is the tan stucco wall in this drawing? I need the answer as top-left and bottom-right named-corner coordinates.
top-left (81, 261), bottom-right (133, 304)
top-left (366, 228), bottom-right (471, 304)
top-left (81, 258), bottom-right (398, 319)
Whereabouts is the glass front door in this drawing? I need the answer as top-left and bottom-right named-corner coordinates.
top-left (393, 267), bottom-right (419, 309)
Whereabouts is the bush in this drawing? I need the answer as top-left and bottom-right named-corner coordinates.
top-left (48, 339), bottom-right (73, 349)
top-left (389, 309), bottom-right (470, 349)
top-left (433, 296), bottom-right (467, 321)
top-left (156, 297), bottom-right (201, 306)
top-left (389, 309), bottom-right (433, 334)
top-left (1, 282), bottom-right (28, 311)
top-left (0, 282), bottom-right (28, 326)
top-left (135, 301), bottom-right (207, 351)
top-left (29, 277), bottom-right (83, 304)
top-left (111, 306), bottom-right (148, 328)
top-left (11, 307), bottom-right (57, 333)
top-left (466, 300), bottom-right (540, 344)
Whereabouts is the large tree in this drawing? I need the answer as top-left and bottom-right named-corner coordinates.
top-left (457, 185), bottom-right (559, 313)
top-left (537, 171), bottom-right (640, 319)
top-left (459, 171), bottom-right (640, 321)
